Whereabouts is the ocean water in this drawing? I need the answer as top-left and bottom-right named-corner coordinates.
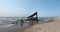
top-left (0, 17), bottom-right (54, 27)
top-left (0, 21), bottom-right (13, 27)
top-left (0, 17), bottom-right (55, 32)
top-left (0, 18), bottom-right (30, 32)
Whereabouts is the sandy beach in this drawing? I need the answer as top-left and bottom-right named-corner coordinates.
top-left (0, 14), bottom-right (59, 32)
top-left (22, 17), bottom-right (60, 32)
top-left (1, 17), bottom-right (60, 32)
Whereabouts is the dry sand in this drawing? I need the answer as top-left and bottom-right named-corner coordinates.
top-left (24, 17), bottom-right (60, 32)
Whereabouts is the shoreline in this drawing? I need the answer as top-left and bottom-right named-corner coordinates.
top-left (24, 17), bottom-right (60, 32)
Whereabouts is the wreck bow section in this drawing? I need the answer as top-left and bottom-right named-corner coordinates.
top-left (27, 12), bottom-right (38, 25)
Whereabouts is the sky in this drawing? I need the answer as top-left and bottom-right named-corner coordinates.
top-left (0, 0), bottom-right (60, 17)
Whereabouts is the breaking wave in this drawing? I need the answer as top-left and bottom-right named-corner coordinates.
top-left (0, 24), bottom-right (14, 27)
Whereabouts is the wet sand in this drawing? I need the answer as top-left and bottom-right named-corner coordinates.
top-left (16, 25), bottom-right (31, 32)
top-left (0, 21), bottom-right (30, 32)
top-left (0, 24), bottom-right (20, 32)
